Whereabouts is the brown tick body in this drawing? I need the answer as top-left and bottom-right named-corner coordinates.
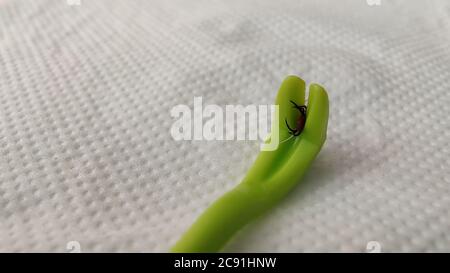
top-left (285, 100), bottom-right (307, 136)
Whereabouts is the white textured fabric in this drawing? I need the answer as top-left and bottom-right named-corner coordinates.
top-left (0, 0), bottom-right (449, 252)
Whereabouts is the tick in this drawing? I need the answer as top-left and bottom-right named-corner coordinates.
top-left (285, 100), bottom-right (307, 136)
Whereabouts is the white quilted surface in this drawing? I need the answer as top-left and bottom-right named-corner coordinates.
top-left (0, 0), bottom-right (449, 252)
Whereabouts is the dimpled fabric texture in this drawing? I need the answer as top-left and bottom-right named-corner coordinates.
top-left (0, 0), bottom-right (449, 252)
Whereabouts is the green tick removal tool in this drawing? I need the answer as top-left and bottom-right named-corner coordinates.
top-left (171, 75), bottom-right (329, 252)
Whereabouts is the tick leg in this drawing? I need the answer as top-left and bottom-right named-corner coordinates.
top-left (285, 118), bottom-right (297, 135)
top-left (289, 100), bottom-right (300, 108)
top-left (290, 100), bottom-right (307, 116)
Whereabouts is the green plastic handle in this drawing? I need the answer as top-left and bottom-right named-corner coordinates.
top-left (171, 75), bottom-right (329, 253)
